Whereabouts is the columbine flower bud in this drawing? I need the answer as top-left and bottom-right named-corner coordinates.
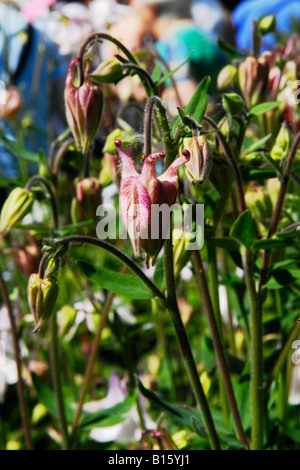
top-left (183, 136), bottom-right (212, 185)
top-left (0, 86), bottom-right (22, 120)
top-left (270, 123), bottom-right (292, 162)
top-left (258, 14), bottom-right (276, 35)
top-left (28, 274), bottom-right (58, 333)
top-left (72, 177), bottom-right (101, 224)
top-left (89, 59), bottom-right (124, 84)
top-left (217, 64), bottom-right (238, 90)
top-left (115, 139), bottom-right (190, 267)
top-left (238, 54), bottom-right (269, 108)
top-left (65, 58), bottom-right (103, 153)
top-left (173, 229), bottom-right (195, 278)
top-left (245, 182), bottom-right (272, 222)
top-left (222, 93), bottom-right (245, 115)
top-left (0, 187), bottom-right (34, 233)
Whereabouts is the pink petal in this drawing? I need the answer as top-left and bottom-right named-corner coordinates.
top-left (120, 176), bottom-right (151, 257)
top-left (157, 151), bottom-right (190, 206)
top-left (141, 152), bottom-right (165, 192)
top-left (115, 140), bottom-right (139, 179)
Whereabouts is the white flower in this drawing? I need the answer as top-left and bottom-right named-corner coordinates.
top-left (83, 372), bottom-right (155, 444)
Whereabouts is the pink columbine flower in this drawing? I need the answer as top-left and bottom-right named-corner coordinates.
top-left (114, 139), bottom-right (190, 267)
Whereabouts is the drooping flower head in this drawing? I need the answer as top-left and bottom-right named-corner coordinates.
top-left (114, 139), bottom-right (190, 267)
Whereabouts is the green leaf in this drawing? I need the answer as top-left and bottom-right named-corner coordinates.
top-left (241, 168), bottom-right (277, 181)
top-left (0, 134), bottom-right (39, 163)
top-left (265, 268), bottom-right (300, 289)
top-left (32, 373), bottom-right (75, 423)
top-left (157, 51), bottom-right (193, 86)
top-left (248, 102), bottom-right (278, 117)
top-left (209, 237), bottom-right (240, 251)
top-left (252, 238), bottom-right (293, 250)
top-left (171, 76), bottom-right (211, 133)
top-left (138, 380), bottom-right (242, 448)
top-left (230, 211), bottom-right (256, 249)
top-left (77, 261), bottom-right (152, 299)
top-left (217, 37), bottom-right (246, 60)
top-left (79, 393), bottom-right (136, 431)
top-left (137, 378), bottom-right (207, 437)
top-left (153, 256), bottom-right (165, 291)
top-left (242, 134), bottom-right (272, 155)
top-left (151, 63), bottom-right (162, 83)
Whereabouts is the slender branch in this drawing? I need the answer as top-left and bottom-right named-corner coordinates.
top-left (78, 33), bottom-right (138, 85)
top-left (53, 139), bottom-right (74, 176)
top-left (53, 236), bottom-right (165, 302)
top-left (259, 131), bottom-right (300, 290)
top-left (0, 268), bottom-right (33, 450)
top-left (50, 313), bottom-right (69, 449)
top-left (164, 235), bottom-right (221, 450)
top-left (71, 290), bottom-right (116, 434)
top-left (203, 115), bottom-right (246, 212)
top-left (25, 175), bottom-right (58, 230)
top-left (121, 63), bottom-right (157, 96)
top-left (192, 250), bottom-right (249, 449)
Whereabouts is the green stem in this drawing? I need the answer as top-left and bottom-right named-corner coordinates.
top-left (0, 269), bottom-right (33, 450)
top-left (78, 33), bottom-right (151, 96)
top-left (25, 175), bottom-right (58, 230)
top-left (259, 131), bottom-right (300, 290)
top-left (121, 63), bottom-right (157, 96)
top-left (245, 249), bottom-right (263, 449)
top-left (50, 313), bottom-right (69, 449)
top-left (192, 250), bottom-right (249, 449)
top-left (164, 236), bottom-right (221, 450)
top-left (54, 236), bottom-right (165, 302)
top-left (71, 290), bottom-right (116, 434)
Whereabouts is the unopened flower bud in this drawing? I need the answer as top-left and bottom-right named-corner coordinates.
top-left (270, 123), bottom-right (292, 162)
top-left (183, 136), bottom-right (212, 185)
top-left (173, 229), bottom-right (195, 278)
top-left (28, 274), bottom-right (58, 333)
top-left (222, 92), bottom-right (245, 115)
top-left (258, 14), bottom-right (276, 35)
top-left (74, 177), bottom-right (101, 222)
top-left (0, 86), bottom-right (22, 120)
top-left (217, 65), bottom-right (238, 90)
top-left (89, 59), bottom-right (124, 84)
top-left (0, 187), bottom-right (34, 233)
top-left (65, 58), bottom-right (103, 153)
top-left (238, 54), bottom-right (269, 108)
top-left (245, 182), bottom-right (272, 222)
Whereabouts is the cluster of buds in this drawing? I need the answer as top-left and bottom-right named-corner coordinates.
top-left (114, 139), bottom-right (190, 267)
top-left (0, 187), bottom-right (34, 234)
top-left (270, 122), bottom-right (292, 162)
top-left (28, 273), bottom-right (59, 333)
top-left (65, 58), bottom-right (103, 154)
